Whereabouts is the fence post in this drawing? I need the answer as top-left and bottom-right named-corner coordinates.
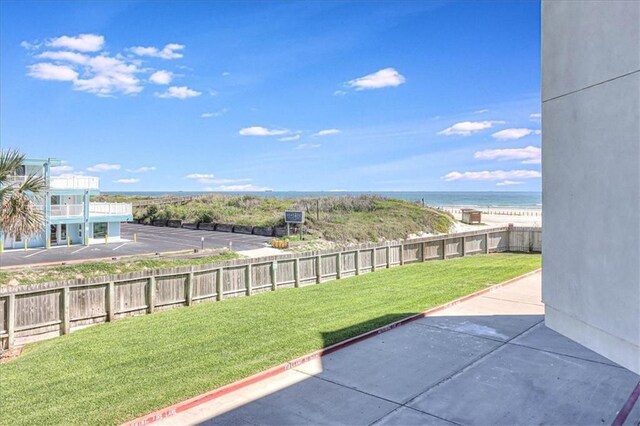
top-left (442, 239), bottom-right (447, 259)
top-left (400, 244), bottom-right (405, 265)
top-left (271, 261), bottom-right (277, 291)
top-left (371, 248), bottom-right (377, 272)
top-left (7, 294), bottom-right (15, 349)
top-left (186, 272), bottom-right (194, 306)
top-left (216, 268), bottom-right (223, 301)
top-left (336, 254), bottom-right (342, 279)
top-left (294, 258), bottom-right (300, 287)
top-left (485, 233), bottom-right (490, 254)
top-left (61, 287), bottom-right (70, 335)
top-left (422, 242), bottom-right (427, 261)
top-left (461, 237), bottom-right (466, 257)
top-left (355, 250), bottom-right (360, 275)
top-left (148, 276), bottom-right (155, 313)
top-left (107, 281), bottom-right (115, 322)
top-left (246, 264), bottom-right (252, 296)
top-left (316, 255), bottom-right (322, 284)
top-left (386, 246), bottom-right (391, 268)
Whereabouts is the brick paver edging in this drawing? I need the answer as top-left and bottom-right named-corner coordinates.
top-left (124, 268), bottom-right (542, 426)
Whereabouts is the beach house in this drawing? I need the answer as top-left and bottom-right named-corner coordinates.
top-left (2, 158), bottom-right (133, 250)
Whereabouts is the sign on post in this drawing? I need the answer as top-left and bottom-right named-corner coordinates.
top-left (284, 211), bottom-right (305, 239)
top-left (284, 211), bottom-right (304, 223)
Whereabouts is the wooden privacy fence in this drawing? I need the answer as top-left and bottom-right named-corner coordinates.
top-left (0, 226), bottom-right (541, 350)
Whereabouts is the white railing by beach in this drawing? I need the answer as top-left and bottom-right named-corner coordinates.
top-left (90, 202), bottom-right (132, 216)
top-left (49, 175), bottom-right (99, 190)
top-left (50, 204), bottom-right (83, 217)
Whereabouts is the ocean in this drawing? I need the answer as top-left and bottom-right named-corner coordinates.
top-left (103, 191), bottom-right (542, 209)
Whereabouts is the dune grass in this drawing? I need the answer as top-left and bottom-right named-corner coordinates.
top-left (0, 251), bottom-right (239, 286)
top-left (128, 194), bottom-right (454, 242)
top-left (0, 253), bottom-right (540, 425)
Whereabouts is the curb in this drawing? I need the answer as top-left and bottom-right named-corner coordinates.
top-left (124, 268), bottom-right (542, 426)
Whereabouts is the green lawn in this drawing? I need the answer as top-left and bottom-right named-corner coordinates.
top-left (0, 253), bottom-right (540, 425)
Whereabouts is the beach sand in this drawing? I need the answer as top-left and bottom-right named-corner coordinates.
top-left (440, 207), bottom-right (542, 231)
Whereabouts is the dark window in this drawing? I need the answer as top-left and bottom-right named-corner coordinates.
top-left (93, 222), bottom-right (108, 238)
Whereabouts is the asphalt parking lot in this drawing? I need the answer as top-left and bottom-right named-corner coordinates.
top-left (0, 223), bottom-right (273, 268)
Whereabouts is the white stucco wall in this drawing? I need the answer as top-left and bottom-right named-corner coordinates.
top-left (542, 0), bottom-right (640, 373)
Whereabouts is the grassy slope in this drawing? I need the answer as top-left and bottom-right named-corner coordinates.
top-left (0, 252), bottom-right (239, 286)
top-left (131, 195), bottom-right (453, 242)
top-left (0, 254), bottom-right (540, 425)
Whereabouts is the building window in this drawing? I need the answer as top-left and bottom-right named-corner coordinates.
top-left (93, 222), bottom-right (108, 238)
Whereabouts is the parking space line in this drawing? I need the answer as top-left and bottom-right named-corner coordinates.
top-left (72, 246), bottom-right (89, 254)
top-left (23, 249), bottom-right (47, 258)
top-left (113, 243), bottom-right (128, 251)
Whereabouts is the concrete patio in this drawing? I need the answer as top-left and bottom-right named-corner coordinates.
top-left (155, 271), bottom-right (640, 426)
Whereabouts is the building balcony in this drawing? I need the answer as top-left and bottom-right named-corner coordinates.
top-left (46, 203), bottom-right (132, 218)
top-left (5, 174), bottom-right (100, 191)
top-left (50, 175), bottom-right (99, 190)
top-left (89, 202), bottom-right (132, 216)
top-left (51, 204), bottom-right (84, 217)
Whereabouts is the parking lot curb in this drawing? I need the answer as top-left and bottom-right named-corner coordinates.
top-left (123, 268), bottom-right (542, 426)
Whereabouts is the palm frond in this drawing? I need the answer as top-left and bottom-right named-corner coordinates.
top-left (0, 191), bottom-right (44, 240)
top-left (19, 173), bottom-right (46, 196)
top-left (0, 149), bottom-right (26, 185)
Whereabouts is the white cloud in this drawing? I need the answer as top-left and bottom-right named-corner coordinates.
top-left (296, 143), bottom-right (321, 150)
top-left (346, 68), bottom-right (405, 90)
top-left (442, 169), bottom-right (541, 181)
top-left (28, 52), bottom-right (143, 96)
top-left (239, 126), bottom-right (289, 136)
top-left (114, 178), bottom-right (140, 184)
top-left (492, 128), bottom-right (541, 140)
top-left (50, 165), bottom-right (74, 175)
top-left (149, 70), bottom-right (173, 85)
top-left (126, 166), bottom-right (156, 173)
top-left (130, 43), bottom-right (184, 59)
top-left (222, 71), bottom-right (230, 76)
top-left (37, 50), bottom-right (90, 64)
top-left (496, 180), bottom-right (525, 186)
top-left (279, 134), bottom-right (301, 141)
top-left (28, 63), bottom-right (78, 81)
top-left (474, 146), bottom-right (541, 164)
top-left (73, 55), bottom-right (142, 95)
top-left (438, 121), bottom-right (505, 136)
top-left (186, 173), bottom-right (252, 185)
top-left (214, 184), bottom-right (271, 192)
top-left (333, 90), bottom-right (347, 96)
top-left (155, 86), bottom-right (201, 99)
top-left (313, 129), bottom-right (341, 137)
top-left (201, 108), bottom-right (228, 118)
top-left (20, 40), bottom-right (40, 50)
top-left (530, 113), bottom-right (541, 121)
top-left (185, 173), bottom-right (215, 182)
top-left (474, 109), bottom-right (489, 114)
top-left (87, 163), bottom-right (121, 172)
top-left (47, 34), bottom-right (104, 52)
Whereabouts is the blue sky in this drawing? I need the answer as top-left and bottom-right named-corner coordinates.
top-left (0, 0), bottom-right (541, 192)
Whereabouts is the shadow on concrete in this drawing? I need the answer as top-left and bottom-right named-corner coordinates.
top-left (185, 313), bottom-right (640, 426)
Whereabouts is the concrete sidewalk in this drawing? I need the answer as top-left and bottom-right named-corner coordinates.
top-left (155, 271), bottom-right (640, 426)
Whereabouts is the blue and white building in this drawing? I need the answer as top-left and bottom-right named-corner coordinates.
top-left (2, 158), bottom-right (133, 249)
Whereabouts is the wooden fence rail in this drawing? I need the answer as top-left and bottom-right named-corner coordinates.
top-left (0, 226), bottom-right (540, 350)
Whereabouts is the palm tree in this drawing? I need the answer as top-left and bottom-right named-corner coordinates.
top-left (0, 149), bottom-right (46, 242)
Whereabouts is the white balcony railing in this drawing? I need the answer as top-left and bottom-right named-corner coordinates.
top-left (50, 175), bottom-right (99, 190)
top-left (44, 203), bottom-right (131, 218)
top-left (50, 204), bottom-right (84, 217)
top-left (4, 174), bottom-right (100, 190)
top-left (89, 202), bottom-right (132, 216)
